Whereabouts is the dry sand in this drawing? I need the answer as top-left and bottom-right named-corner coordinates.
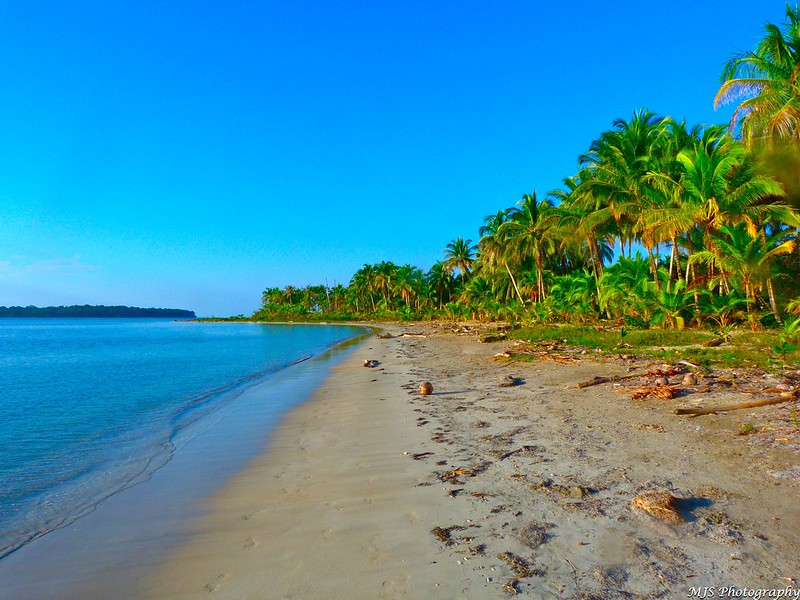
top-left (142, 323), bottom-right (800, 599)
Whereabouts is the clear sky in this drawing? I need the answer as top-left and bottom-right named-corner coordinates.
top-left (0, 1), bottom-right (789, 316)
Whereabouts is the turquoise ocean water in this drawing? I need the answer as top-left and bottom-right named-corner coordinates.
top-left (0, 318), bottom-right (364, 560)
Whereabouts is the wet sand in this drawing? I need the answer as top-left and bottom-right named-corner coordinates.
top-left (143, 324), bottom-right (800, 599)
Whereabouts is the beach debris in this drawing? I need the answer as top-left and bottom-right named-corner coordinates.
top-left (419, 381), bottom-right (433, 395)
top-left (363, 359), bottom-right (380, 368)
top-left (541, 354), bottom-right (579, 364)
top-left (494, 351), bottom-right (512, 359)
top-left (502, 579), bottom-right (521, 595)
top-left (631, 385), bottom-right (676, 400)
top-left (401, 332), bottom-right (427, 338)
top-left (678, 359), bottom-right (706, 371)
top-left (467, 543), bottom-right (487, 555)
top-left (375, 331), bottom-right (393, 339)
top-left (675, 394), bottom-right (798, 417)
top-left (497, 374), bottom-right (522, 387)
top-left (431, 525), bottom-right (465, 546)
top-left (530, 478), bottom-right (596, 498)
top-left (703, 337), bottom-right (725, 347)
top-left (682, 372), bottom-right (698, 386)
top-left (480, 333), bottom-right (508, 343)
top-left (576, 372), bottom-right (643, 389)
top-left (645, 366), bottom-right (681, 377)
top-left (410, 451), bottom-right (434, 460)
top-left (437, 462), bottom-right (491, 484)
top-left (517, 522), bottom-right (554, 550)
top-left (497, 551), bottom-right (540, 578)
top-left (632, 422), bottom-right (667, 433)
top-left (499, 445), bottom-right (539, 460)
top-left (631, 489), bottom-right (683, 524)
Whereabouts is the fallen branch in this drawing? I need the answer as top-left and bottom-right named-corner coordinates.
top-left (576, 373), bottom-right (641, 389)
top-left (675, 395), bottom-right (798, 417)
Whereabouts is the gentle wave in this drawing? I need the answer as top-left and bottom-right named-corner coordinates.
top-left (0, 320), bottom-right (366, 559)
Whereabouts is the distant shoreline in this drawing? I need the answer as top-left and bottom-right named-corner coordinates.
top-left (0, 305), bottom-right (196, 319)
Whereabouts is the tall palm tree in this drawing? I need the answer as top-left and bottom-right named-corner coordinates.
top-left (551, 171), bottom-right (613, 282)
top-left (497, 192), bottom-right (559, 301)
top-left (715, 4), bottom-right (800, 148)
top-left (350, 264), bottom-right (377, 313)
top-left (442, 237), bottom-right (477, 285)
top-left (426, 261), bottom-right (456, 309)
top-left (578, 109), bottom-right (668, 288)
top-left (394, 264), bottom-right (424, 309)
top-left (477, 209), bottom-right (526, 305)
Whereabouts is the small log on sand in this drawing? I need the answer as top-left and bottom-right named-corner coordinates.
top-left (675, 394), bottom-right (797, 417)
top-left (576, 372), bottom-right (641, 389)
top-left (631, 490), bottom-right (683, 524)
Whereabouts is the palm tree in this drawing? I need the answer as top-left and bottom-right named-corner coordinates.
top-left (426, 261), bottom-right (456, 309)
top-left (578, 109), bottom-right (668, 288)
top-left (497, 192), bottom-right (559, 301)
top-left (442, 237), bottom-right (477, 285)
top-left (551, 171), bottom-right (613, 282)
top-left (477, 209), bottom-right (526, 305)
top-left (715, 4), bottom-right (800, 148)
top-left (691, 223), bottom-right (795, 316)
top-left (394, 264), bottom-right (424, 309)
top-left (350, 264), bottom-right (377, 313)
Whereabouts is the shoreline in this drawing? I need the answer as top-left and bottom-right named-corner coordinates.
top-left (144, 322), bottom-right (800, 598)
top-left (0, 325), bottom-right (370, 600)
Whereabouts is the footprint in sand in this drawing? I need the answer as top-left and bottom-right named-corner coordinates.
top-left (243, 537), bottom-right (258, 550)
top-left (204, 573), bottom-right (228, 592)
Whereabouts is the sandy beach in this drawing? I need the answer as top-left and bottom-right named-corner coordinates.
top-left (143, 323), bottom-right (800, 599)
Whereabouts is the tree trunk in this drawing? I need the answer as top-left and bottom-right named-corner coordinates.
top-left (505, 264), bottom-right (525, 305)
top-left (672, 237), bottom-right (682, 281)
top-left (767, 275), bottom-right (781, 322)
top-left (647, 246), bottom-right (661, 293)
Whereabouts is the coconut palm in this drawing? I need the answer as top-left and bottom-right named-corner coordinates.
top-left (551, 172), bottom-right (614, 282)
top-left (442, 237), bottom-right (477, 285)
top-left (578, 109), bottom-right (668, 288)
top-left (426, 261), bottom-right (456, 309)
top-left (691, 223), bottom-right (795, 316)
top-left (715, 4), bottom-right (800, 148)
top-left (497, 192), bottom-right (559, 301)
top-left (477, 209), bottom-right (526, 305)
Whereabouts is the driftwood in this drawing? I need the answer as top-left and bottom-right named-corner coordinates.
top-left (576, 373), bottom-right (641, 389)
top-left (675, 395), bottom-right (797, 417)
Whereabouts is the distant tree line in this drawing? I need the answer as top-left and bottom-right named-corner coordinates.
top-left (0, 305), bottom-right (196, 318)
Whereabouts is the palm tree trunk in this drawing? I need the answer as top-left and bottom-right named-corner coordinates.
top-left (672, 237), bottom-right (683, 281)
top-left (767, 276), bottom-right (781, 322)
top-left (505, 264), bottom-right (525, 305)
top-left (647, 246), bottom-right (661, 293)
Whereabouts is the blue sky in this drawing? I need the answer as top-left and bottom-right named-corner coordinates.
top-left (0, 1), bottom-right (789, 316)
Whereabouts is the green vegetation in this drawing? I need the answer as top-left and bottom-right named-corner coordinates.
top-left (251, 6), bottom-right (800, 368)
top-left (0, 305), bottom-right (196, 318)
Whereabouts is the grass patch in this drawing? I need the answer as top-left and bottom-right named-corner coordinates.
top-left (508, 325), bottom-right (784, 370)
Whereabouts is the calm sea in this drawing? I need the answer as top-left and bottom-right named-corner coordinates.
top-left (0, 318), bottom-right (365, 560)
